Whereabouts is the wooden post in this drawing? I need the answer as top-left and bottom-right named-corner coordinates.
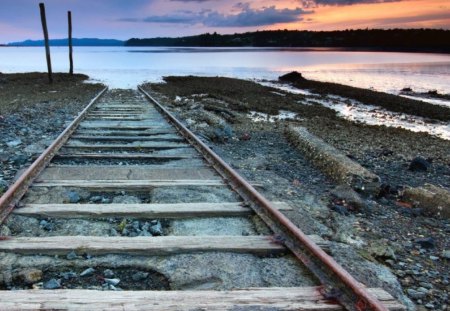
top-left (39, 3), bottom-right (53, 83)
top-left (68, 11), bottom-right (73, 75)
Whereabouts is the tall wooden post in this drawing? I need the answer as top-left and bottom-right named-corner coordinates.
top-left (68, 11), bottom-right (73, 75)
top-left (39, 3), bottom-right (52, 83)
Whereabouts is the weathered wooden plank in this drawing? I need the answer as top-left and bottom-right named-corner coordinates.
top-left (70, 136), bottom-right (184, 142)
top-left (32, 179), bottom-right (225, 189)
top-left (62, 143), bottom-right (190, 149)
top-left (74, 130), bottom-right (177, 136)
top-left (14, 202), bottom-right (293, 218)
top-left (37, 167), bottom-right (219, 181)
top-left (55, 154), bottom-right (196, 160)
top-left (0, 236), bottom-right (285, 256)
top-left (0, 287), bottom-right (405, 311)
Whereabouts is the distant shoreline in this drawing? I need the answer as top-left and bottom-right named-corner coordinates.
top-left (1, 45), bottom-right (449, 54)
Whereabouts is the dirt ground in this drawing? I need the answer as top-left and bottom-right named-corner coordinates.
top-left (143, 76), bottom-right (449, 311)
top-left (0, 72), bottom-right (104, 191)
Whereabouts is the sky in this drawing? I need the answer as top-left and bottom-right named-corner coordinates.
top-left (0, 0), bottom-right (449, 43)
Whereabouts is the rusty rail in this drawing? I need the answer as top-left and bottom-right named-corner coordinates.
top-left (0, 87), bottom-right (108, 224)
top-left (139, 86), bottom-right (388, 311)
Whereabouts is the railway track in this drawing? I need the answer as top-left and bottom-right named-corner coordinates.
top-left (0, 88), bottom-right (404, 310)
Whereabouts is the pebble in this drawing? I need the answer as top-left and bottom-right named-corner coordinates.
top-left (132, 271), bottom-right (149, 281)
top-left (408, 156), bottom-right (430, 171)
top-left (103, 269), bottom-right (114, 278)
top-left (19, 269), bottom-right (43, 284)
top-left (60, 272), bottom-right (77, 280)
top-left (43, 278), bottom-right (61, 289)
top-left (66, 250), bottom-right (78, 260)
top-left (6, 139), bottom-right (22, 147)
top-left (11, 154), bottom-right (28, 165)
top-left (66, 191), bottom-right (81, 203)
top-left (39, 220), bottom-right (54, 231)
top-left (149, 221), bottom-right (163, 236)
top-left (105, 278), bottom-right (120, 286)
top-left (407, 288), bottom-right (426, 299)
top-left (415, 237), bottom-right (436, 249)
top-left (90, 196), bottom-right (103, 203)
top-left (80, 267), bottom-right (95, 277)
top-left (0, 179), bottom-right (8, 193)
top-left (442, 250), bottom-right (450, 259)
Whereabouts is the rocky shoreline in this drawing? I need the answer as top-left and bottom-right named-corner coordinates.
top-left (144, 75), bottom-right (449, 310)
top-left (0, 73), bottom-right (104, 194)
top-left (0, 72), bottom-right (448, 310)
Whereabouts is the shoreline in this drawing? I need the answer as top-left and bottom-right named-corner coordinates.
top-left (0, 72), bottom-right (449, 309)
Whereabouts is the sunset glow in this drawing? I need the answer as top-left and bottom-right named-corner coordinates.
top-left (0, 0), bottom-right (449, 43)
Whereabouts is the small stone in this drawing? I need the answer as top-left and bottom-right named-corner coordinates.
top-left (6, 139), bottom-right (22, 147)
top-left (104, 278), bottom-right (120, 286)
top-left (19, 269), bottom-right (43, 284)
top-left (11, 154), bottom-right (28, 165)
top-left (149, 221), bottom-right (163, 236)
top-left (66, 251), bottom-right (78, 260)
top-left (80, 267), bottom-right (95, 277)
top-left (39, 220), bottom-right (54, 231)
top-left (90, 196), bottom-right (103, 203)
top-left (424, 303), bottom-right (434, 309)
top-left (131, 220), bottom-right (140, 231)
top-left (0, 225), bottom-right (11, 236)
top-left (409, 156), bottom-right (430, 172)
top-left (43, 278), bottom-right (61, 289)
top-left (407, 288), bottom-right (426, 300)
top-left (103, 269), bottom-right (114, 278)
top-left (60, 272), bottom-right (77, 280)
top-left (66, 191), bottom-right (81, 203)
top-left (442, 250), bottom-right (450, 259)
top-left (415, 237), bottom-right (436, 249)
top-left (331, 204), bottom-right (349, 216)
top-left (109, 228), bottom-right (118, 236)
top-left (429, 255), bottom-right (439, 261)
top-left (131, 271), bottom-right (149, 281)
top-left (419, 282), bottom-right (433, 289)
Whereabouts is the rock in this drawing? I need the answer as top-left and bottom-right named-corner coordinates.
top-left (0, 224), bottom-right (11, 236)
top-left (43, 278), bottom-right (61, 289)
top-left (401, 87), bottom-right (413, 92)
top-left (6, 139), bottom-right (22, 147)
top-left (331, 204), bottom-right (349, 216)
top-left (109, 228), bottom-right (118, 236)
top-left (39, 220), bottom-right (54, 231)
top-left (240, 133), bottom-right (251, 141)
top-left (367, 242), bottom-right (397, 260)
top-left (66, 250), bottom-right (78, 260)
top-left (132, 271), bottom-right (149, 281)
top-left (66, 191), bottom-right (81, 203)
top-left (104, 278), bottom-right (120, 286)
top-left (18, 269), bottom-right (42, 284)
top-left (409, 156), bottom-right (430, 172)
top-left (415, 237), bottom-right (436, 249)
top-left (112, 195), bottom-right (141, 204)
top-left (80, 268), bottom-right (95, 277)
top-left (90, 196), bottom-right (103, 203)
top-left (0, 179), bottom-right (8, 194)
top-left (279, 71), bottom-right (307, 83)
top-left (442, 250), bottom-right (450, 259)
top-left (11, 154), bottom-right (28, 165)
top-left (103, 269), bottom-right (114, 278)
top-left (331, 185), bottom-right (368, 211)
top-left (407, 288), bottom-right (426, 300)
top-left (149, 221), bottom-right (163, 236)
top-left (60, 272), bottom-right (77, 280)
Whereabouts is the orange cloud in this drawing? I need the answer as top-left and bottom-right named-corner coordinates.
top-left (265, 0), bottom-right (450, 30)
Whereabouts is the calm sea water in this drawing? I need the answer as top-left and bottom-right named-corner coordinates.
top-left (1, 46), bottom-right (449, 92)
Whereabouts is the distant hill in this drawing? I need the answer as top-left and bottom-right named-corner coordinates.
top-left (8, 38), bottom-right (124, 46)
top-left (126, 29), bottom-right (450, 53)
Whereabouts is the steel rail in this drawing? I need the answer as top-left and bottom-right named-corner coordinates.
top-left (0, 87), bottom-right (108, 224)
top-left (139, 86), bottom-right (389, 311)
